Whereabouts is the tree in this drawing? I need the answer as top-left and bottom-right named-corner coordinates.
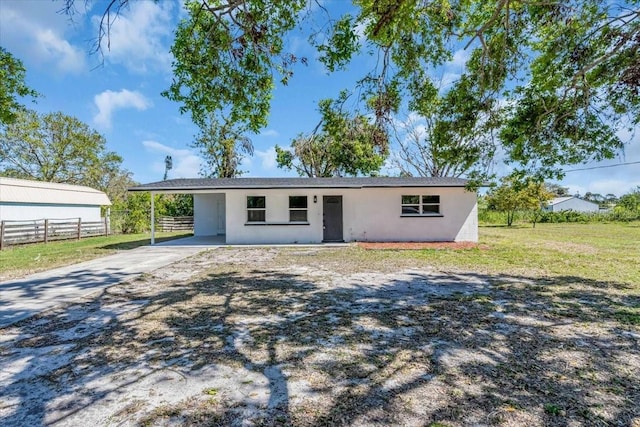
top-left (0, 47), bottom-right (37, 126)
top-left (0, 110), bottom-right (125, 191)
top-left (605, 193), bottom-right (619, 206)
top-left (193, 116), bottom-right (253, 178)
top-left (391, 69), bottom-right (498, 182)
top-left (617, 187), bottom-right (640, 212)
top-left (160, 194), bottom-right (194, 217)
top-left (545, 183), bottom-right (570, 197)
top-left (275, 94), bottom-right (387, 177)
top-left (69, 0), bottom-right (640, 180)
top-left (161, 0), bottom-right (309, 133)
top-left (275, 134), bottom-right (337, 178)
top-left (584, 192), bottom-right (605, 204)
top-left (486, 176), bottom-right (553, 226)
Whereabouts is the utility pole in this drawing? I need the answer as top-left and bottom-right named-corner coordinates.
top-left (163, 155), bottom-right (173, 180)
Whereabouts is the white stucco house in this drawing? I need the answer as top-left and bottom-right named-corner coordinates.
top-left (0, 177), bottom-right (111, 222)
top-left (129, 177), bottom-right (479, 244)
top-left (544, 196), bottom-right (600, 213)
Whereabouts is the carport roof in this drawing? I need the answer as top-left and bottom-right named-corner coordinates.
top-left (129, 177), bottom-right (471, 192)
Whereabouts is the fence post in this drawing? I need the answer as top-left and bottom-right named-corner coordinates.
top-left (104, 216), bottom-right (109, 236)
top-left (77, 218), bottom-right (82, 240)
top-left (0, 221), bottom-right (4, 251)
top-left (44, 219), bottom-right (49, 244)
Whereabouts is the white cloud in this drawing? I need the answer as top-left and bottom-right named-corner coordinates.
top-left (260, 129), bottom-right (280, 137)
top-left (93, 89), bottom-right (152, 129)
top-left (35, 29), bottom-right (86, 74)
top-left (239, 156), bottom-right (253, 171)
top-left (142, 140), bottom-right (202, 179)
top-left (255, 147), bottom-right (278, 170)
top-left (429, 48), bottom-right (472, 91)
top-left (0, 3), bottom-right (86, 74)
top-left (94, 1), bottom-right (174, 73)
top-left (448, 48), bottom-right (470, 69)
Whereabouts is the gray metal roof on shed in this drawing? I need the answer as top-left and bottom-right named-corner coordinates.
top-left (547, 196), bottom-right (598, 206)
top-left (0, 177), bottom-right (111, 206)
top-left (129, 177), bottom-right (471, 192)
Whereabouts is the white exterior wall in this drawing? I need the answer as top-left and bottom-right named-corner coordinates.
top-left (225, 189), bottom-right (323, 244)
top-left (0, 204), bottom-right (102, 222)
top-left (220, 187), bottom-right (477, 244)
top-left (194, 193), bottom-right (226, 236)
top-left (550, 198), bottom-right (599, 213)
top-left (342, 187), bottom-right (477, 242)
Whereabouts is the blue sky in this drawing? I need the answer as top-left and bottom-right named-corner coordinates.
top-left (1, 0), bottom-right (638, 197)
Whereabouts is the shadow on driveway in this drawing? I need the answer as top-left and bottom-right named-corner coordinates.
top-left (0, 245), bottom-right (208, 327)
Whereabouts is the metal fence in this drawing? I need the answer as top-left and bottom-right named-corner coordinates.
top-left (0, 217), bottom-right (109, 250)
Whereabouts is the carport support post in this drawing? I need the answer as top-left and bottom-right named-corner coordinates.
top-left (150, 191), bottom-right (155, 245)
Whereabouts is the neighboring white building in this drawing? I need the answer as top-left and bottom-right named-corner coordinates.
top-left (544, 196), bottom-right (600, 213)
top-left (130, 177), bottom-right (479, 244)
top-left (0, 177), bottom-right (111, 222)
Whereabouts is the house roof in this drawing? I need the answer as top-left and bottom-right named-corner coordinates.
top-left (0, 177), bottom-right (111, 206)
top-left (547, 196), bottom-right (575, 205)
top-left (129, 177), bottom-right (472, 192)
top-left (547, 196), bottom-right (597, 206)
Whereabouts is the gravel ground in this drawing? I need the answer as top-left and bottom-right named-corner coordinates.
top-left (1, 246), bottom-right (639, 426)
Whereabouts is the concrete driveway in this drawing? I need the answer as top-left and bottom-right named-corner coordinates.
top-left (0, 243), bottom-right (210, 328)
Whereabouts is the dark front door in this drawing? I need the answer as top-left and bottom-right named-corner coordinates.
top-left (323, 196), bottom-right (343, 242)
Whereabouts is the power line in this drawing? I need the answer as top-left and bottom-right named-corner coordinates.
top-left (564, 160), bottom-right (640, 172)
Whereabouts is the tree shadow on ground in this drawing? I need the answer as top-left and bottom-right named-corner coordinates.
top-left (1, 260), bottom-right (638, 426)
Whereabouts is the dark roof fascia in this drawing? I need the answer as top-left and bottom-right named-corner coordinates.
top-left (129, 184), bottom-right (471, 192)
top-left (128, 177), bottom-right (475, 192)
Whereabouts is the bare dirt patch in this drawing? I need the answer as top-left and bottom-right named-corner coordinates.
top-left (1, 247), bottom-right (638, 426)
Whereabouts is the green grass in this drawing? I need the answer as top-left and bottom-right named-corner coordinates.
top-left (0, 232), bottom-right (192, 280)
top-left (279, 222), bottom-right (640, 287)
top-left (420, 222), bottom-right (640, 285)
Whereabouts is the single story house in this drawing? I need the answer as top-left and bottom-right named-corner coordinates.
top-left (544, 196), bottom-right (600, 213)
top-left (0, 177), bottom-right (111, 222)
top-left (129, 177), bottom-right (478, 244)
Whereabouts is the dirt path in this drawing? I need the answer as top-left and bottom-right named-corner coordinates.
top-left (1, 247), bottom-right (638, 426)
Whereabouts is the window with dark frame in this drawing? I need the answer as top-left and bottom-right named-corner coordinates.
top-left (247, 196), bottom-right (266, 222)
top-left (289, 196), bottom-right (308, 222)
top-left (401, 195), bottom-right (441, 216)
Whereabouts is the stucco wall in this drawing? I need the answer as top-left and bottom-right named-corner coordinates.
top-left (194, 193), bottom-right (225, 236)
top-left (218, 187), bottom-right (477, 244)
top-left (0, 204), bottom-right (102, 222)
top-left (550, 198), bottom-right (599, 213)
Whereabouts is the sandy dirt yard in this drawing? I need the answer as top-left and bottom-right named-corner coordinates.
top-left (1, 246), bottom-right (639, 426)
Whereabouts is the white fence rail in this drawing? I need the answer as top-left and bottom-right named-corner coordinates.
top-left (0, 217), bottom-right (109, 250)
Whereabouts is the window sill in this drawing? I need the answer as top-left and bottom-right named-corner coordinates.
top-left (245, 221), bottom-right (310, 226)
top-left (400, 214), bottom-right (444, 218)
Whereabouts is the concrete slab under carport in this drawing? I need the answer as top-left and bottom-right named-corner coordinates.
top-left (0, 244), bottom-right (214, 328)
top-left (154, 235), bottom-right (226, 246)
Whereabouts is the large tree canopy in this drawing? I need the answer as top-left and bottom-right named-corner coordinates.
top-left (0, 110), bottom-right (127, 195)
top-left (68, 0), bottom-right (640, 179)
top-left (0, 47), bottom-right (38, 126)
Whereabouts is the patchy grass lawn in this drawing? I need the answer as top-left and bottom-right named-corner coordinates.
top-left (0, 232), bottom-right (192, 281)
top-left (0, 223), bottom-right (639, 426)
top-left (308, 222), bottom-right (640, 286)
